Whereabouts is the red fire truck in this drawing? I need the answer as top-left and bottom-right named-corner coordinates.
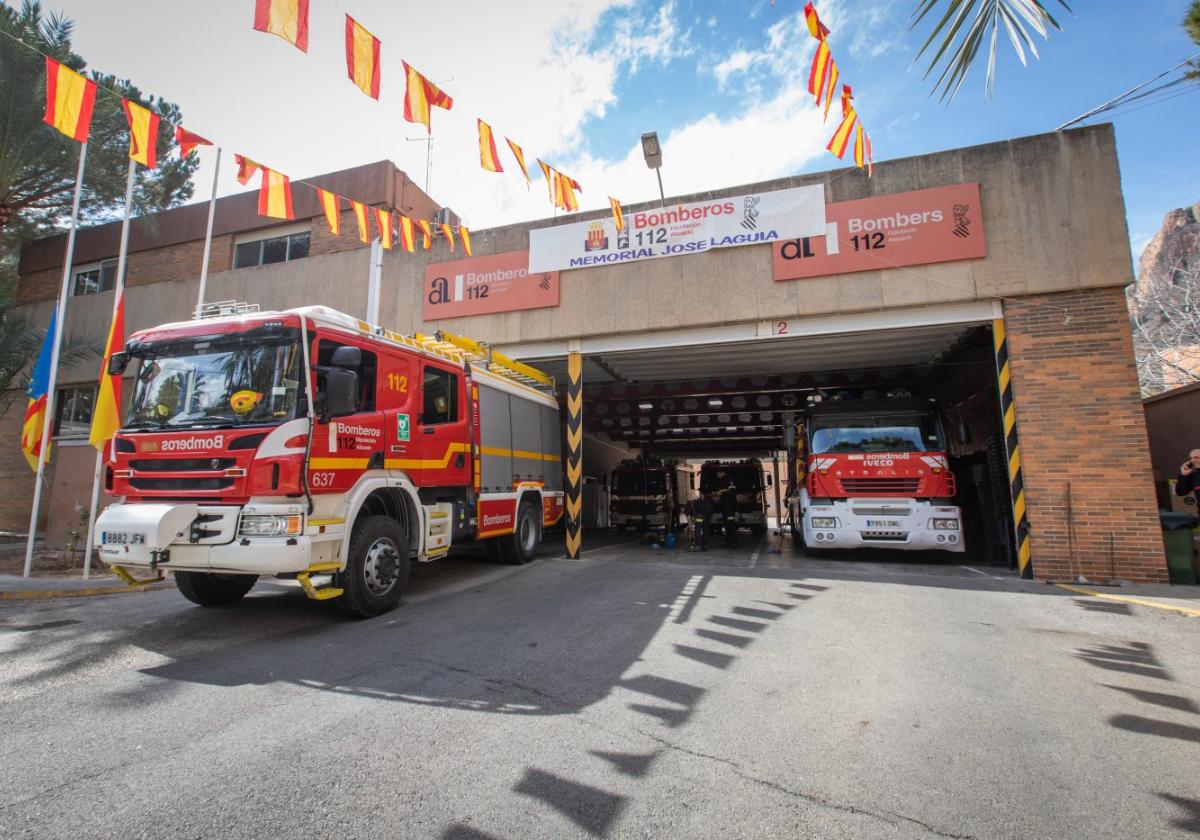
top-left (786, 398), bottom-right (964, 553)
top-left (95, 303), bottom-right (563, 617)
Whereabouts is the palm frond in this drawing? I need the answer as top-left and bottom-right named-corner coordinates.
top-left (912, 0), bottom-right (1072, 101)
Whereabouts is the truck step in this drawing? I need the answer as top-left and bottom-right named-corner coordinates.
top-left (296, 561), bottom-right (344, 601)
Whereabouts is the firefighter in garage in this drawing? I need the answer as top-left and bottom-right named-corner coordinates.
top-left (720, 483), bottom-right (739, 548)
top-left (687, 492), bottom-right (714, 552)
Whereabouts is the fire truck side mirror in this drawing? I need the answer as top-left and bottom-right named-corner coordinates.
top-left (106, 351), bottom-right (129, 376)
top-left (330, 345), bottom-right (362, 368)
top-left (322, 368), bottom-right (359, 420)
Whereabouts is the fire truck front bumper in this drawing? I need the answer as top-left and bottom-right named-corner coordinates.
top-left (95, 502), bottom-right (332, 575)
top-left (804, 500), bottom-right (965, 553)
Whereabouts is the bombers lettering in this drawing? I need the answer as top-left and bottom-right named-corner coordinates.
top-left (337, 422), bottom-right (381, 437)
top-left (633, 201), bottom-right (736, 229)
top-left (847, 209), bottom-right (944, 233)
top-left (159, 435), bottom-right (224, 452)
top-left (483, 513), bottom-right (513, 527)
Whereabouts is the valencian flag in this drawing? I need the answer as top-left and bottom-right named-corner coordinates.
top-left (537, 159), bottom-right (555, 205)
top-left (234, 154), bottom-right (261, 185)
top-left (402, 61), bottom-right (453, 133)
top-left (318, 189), bottom-right (340, 236)
top-left (477, 119), bottom-right (503, 173)
top-left (345, 15), bottom-right (382, 99)
top-left (804, 2), bottom-right (830, 39)
top-left (506, 138), bottom-right (530, 186)
top-left (89, 294), bottom-right (124, 451)
top-left (823, 60), bottom-right (839, 119)
top-left (254, 0), bottom-right (309, 51)
top-left (122, 99), bottom-right (160, 169)
top-left (352, 201), bottom-right (369, 243)
top-left (439, 223), bottom-right (455, 252)
top-left (555, 171), bottom-right (581, 212)
top-left (458, 226), bottom-right (472, 256)
top-left (609, 197), bottom-right (624, 231)
top-left (43, 58), bottom-right (97, 142)
top-left (398, 214), bottom-right (416, 252)
top-left (258, 168), bottom-right (294, 220)
top-left (21, 311), bottom-right (57, 471)
top-left (375, 209), bottom-right (394, 249)
top-left (417, 219), bottom-right (433, 250)
top-left (175, 126), bottom-right (212, 158)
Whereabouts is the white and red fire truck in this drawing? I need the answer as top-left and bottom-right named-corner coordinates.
top-left (787, 398), bottom-right (964, 552)
top-left (94, 303), bottom-right (563, 616)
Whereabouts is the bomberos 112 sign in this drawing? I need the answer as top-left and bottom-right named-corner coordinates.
top-left (528, 184), bottom-right (826, 274)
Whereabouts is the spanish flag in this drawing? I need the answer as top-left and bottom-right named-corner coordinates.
top-left (318, 189), bottom-right (340, 236)
top-left (478, 119), bottom-right (503, 173)
top-left (345, 15), bottom-right (381, 99)
top-left (506, 138), bottom-right (530, 186)
top-left (175, 126), bottom-right (211, 158)
top-left (20, 311), bottom-right (57, 471)
top-left (398, 214), bottom-right (415, 252)
top-left (402, 61), bottom-right (453, 133)
top-left (417, 219), bottom-right (433, 250)
top-left (804, 2), bottom-right (830, 40)
top-left (609, 197), bottom-right (624, 232)
top-left (43, 58), bottom-right (97, 143)
top-left (254, 0), bottom-right (309, 52)
top-left (823, 60), bottom-right (839, 119)
top-left (234, 154), bottom-right (261, 185)
top-left (352, 201), bottom-right (369, 244)
top-left (537, 159), bottom-right (555, 205)
top-left (556, 171), bottom-right (581, 212)
top-left (375, 209), bottom-right (393, 249)
top-left (258, 168), bottom-right (294, 220)
top-left (89, 294), bottom-right (124, 451)
top-left (439, 223), bottom-right (455, 252)
top-left (122, 99), bottom-right (160, 169)
top-left (458, 226), bottom-right (472, 256)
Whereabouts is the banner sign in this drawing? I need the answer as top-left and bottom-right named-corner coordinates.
top-left (423, 249), bottom-right (558, 320)
top-left (772, 182), bottom-right (986, 282)
top-left (528, 184), bottom-right (826, 273)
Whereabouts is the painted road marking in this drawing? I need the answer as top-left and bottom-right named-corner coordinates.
top-left (959, 565), bottom-right (998, 579)
top-left (1055, 584), bottom-right (1200, 619)
top-left (749, 549), bottom-right (760, 568)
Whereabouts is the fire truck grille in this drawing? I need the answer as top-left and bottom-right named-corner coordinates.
top-left (129, 477), bottom-right (234, 492)
top-left (129, 458), bottom-right (236, 472)
top-left (839, 477), bottom-right (921, 494)
top-left (861, 531), bottom-right (907, 541)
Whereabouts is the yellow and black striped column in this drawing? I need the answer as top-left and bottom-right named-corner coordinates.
top-left (993, 317), bottom-right (1033, 579)
top-left (565, 352), bottom-right (583, 558)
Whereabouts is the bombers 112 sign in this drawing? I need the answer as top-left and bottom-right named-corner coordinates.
top-left (528, 184), bottom-right (826, 273)
top-left (423, 249), bottom-right (559, 320)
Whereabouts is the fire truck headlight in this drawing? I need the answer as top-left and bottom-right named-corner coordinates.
top-left (811, 517), bottom-right (838, 529)
top-left (931, 518), bottom-right (960, 530)
top-left (239, 514), bottom-right (303, 537)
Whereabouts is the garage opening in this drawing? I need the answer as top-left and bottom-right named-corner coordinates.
top-left (517, 305), bottom-right (1019, 569)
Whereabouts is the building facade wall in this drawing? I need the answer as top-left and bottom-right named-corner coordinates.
top-left (3, 125), bottom-right (1168, 582)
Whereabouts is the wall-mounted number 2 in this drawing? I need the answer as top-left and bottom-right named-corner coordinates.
top-left (775, 321), bottom-right (788, 335)
top-left (387, 372), bottom-right (409, 393)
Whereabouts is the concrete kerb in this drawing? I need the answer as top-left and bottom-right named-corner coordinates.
top-left (1054, 582), bottom-right (1200, 618)
top-left (0, 574), bottom-right (174, 601)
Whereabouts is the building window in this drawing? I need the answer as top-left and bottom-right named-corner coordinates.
top-left (54, 385), bottom-right (97, 437)
top-left (234, 228), bottom-right (311, 269)
top-left (70, 259), bottom-right (118, 297)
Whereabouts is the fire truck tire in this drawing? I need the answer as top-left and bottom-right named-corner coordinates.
top-left (175, 571), bottom-right (257, 607)
top-left (499, 500), bottom-right (540, 565)
top-left (337, 516), bottom-right (410, 617)
top-left (751, 524), bottom-right (768, 537)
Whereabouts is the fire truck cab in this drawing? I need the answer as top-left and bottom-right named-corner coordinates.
top-left (94, 303), bottom-right (563, 617)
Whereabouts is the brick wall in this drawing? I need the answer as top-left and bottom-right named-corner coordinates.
top-left (1005, 288), bottom-right (1168, 583)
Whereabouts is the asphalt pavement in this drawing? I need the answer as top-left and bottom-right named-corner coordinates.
top-left (1, 533), bottom-right (1197, 839)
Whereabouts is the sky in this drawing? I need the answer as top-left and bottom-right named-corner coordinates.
top-left (17, 0), bottom-right (1200, 263)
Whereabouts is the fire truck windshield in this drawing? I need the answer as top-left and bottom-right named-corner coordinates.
top-left (125, 330), bottom-right (303, 429)
top-left (809, 413), bottom-right (942, 454)
top-left (700, 466), bottom-right (761, 494)
top-left (613, 470), bottom-right (667, 495)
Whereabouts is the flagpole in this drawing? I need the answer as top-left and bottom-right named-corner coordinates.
top-left (196, 146), bottom-right (221, 309)
top-left (23, 141), bottom-right (88, 578)
top-left (80, 158), bottom-right (136, 580)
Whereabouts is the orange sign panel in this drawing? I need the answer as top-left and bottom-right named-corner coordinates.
top-left (772, 182), bottom-right (986, 282)
top-left (423, 249), bottom-right (559, 320)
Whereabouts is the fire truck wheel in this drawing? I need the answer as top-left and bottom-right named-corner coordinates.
top-left (750, 524), bottom-right (768, 537)
top-left (499, 500), bottom-right (540, 565)
top-left (175, 571), bottom-right (258, 607)
top-left (338, 516), bottom-right (410, 617)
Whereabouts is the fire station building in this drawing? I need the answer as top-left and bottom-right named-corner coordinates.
top-left (2, 124), bottom-right (1169, 583)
